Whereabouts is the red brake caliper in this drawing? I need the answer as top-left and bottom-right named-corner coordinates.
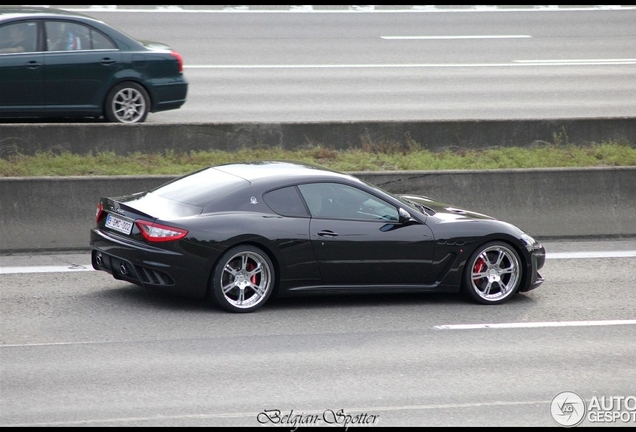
top-left (248, 261), bottom-right (257, 285)
top-left (473, 259), bottom-right (485, 284)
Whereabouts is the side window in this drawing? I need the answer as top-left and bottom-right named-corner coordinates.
top-left (298, 183), bottom-right (399, 221)
top-left (0, 22), bottom-right (38, 54)
top-left (263, 187), bottom-right (309, 218)
top-left (45, 22), bottom-right (66, 51)
top-left (45, 21), bottom-right (115, 51)
top-left (90, 29), bottom-right (116, 50)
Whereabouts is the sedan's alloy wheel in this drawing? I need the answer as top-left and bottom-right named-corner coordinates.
top-left (463, 242), bottom-right (521, 304)
top-left (105, 82), bottom-right (150, 123)
top-left (211, 245), bottom-right (274, 313)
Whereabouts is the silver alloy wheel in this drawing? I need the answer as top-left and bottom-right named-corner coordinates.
top-left (468, 244), bottom-right (520, 302)
top-left (220, 250), bottom-right (272, 310)
top-left (111, 87), bottom-right (147, 123)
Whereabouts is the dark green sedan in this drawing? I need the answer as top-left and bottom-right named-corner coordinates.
top-left (0, 6), bottom-right (188, 123)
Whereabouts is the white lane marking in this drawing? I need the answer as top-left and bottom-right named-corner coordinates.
top-left (4, 319), bottom-right (635, 348)
top-left (66, 6), bottom-right (636, 13)
top-left (184, 60), bottom-right (636, 69)
top-left (516, 58), bottom-right (636, 63)
top-left (0, 251), bottom-right (633, 274)
top-left (381, 35), bottom-right (531, 40)
top-left (0, 266), bottom-right (95, 274)
top-left (547, 251), bottom-right (636, 259)
top-left (435, 320), bottom-right (636, 330)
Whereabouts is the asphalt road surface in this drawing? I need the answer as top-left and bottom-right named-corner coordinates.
top-left (1, 238), bottom-right (635, 427)
top-left (20, 5), bottom-right (636, 123)
top-left (2, 6), bottom-right (635, 427)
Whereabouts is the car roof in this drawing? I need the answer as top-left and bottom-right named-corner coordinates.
top-left (213, 161), bottom-right (356, 184)
top-left (0, 6), bottom-right (93, 21)
top-left (0, 6), bottom-right (147, 50)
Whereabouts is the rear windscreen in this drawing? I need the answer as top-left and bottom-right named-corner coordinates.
top-left (150, 167), bottom-right (249, 207)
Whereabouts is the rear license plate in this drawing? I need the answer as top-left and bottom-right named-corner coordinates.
top-left (105, 213), bottom-right (133, 235)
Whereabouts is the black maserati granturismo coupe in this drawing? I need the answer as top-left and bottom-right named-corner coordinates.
top-left (90, 161), bottom-right (546, 313)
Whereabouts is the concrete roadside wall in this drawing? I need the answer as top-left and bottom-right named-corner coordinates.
top-left (2, 117), bottom-right (636, 156)
top-left (1, 167), bottom-right (635, 253)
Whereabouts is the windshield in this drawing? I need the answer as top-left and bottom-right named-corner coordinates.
top-left (397, 196), bottom-right (427, 214)
top-left (357, 178), bottom-right (428, 215)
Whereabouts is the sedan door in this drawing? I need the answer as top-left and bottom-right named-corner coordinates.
top-left (42, 20), bottom-right (121, 114)
top-left (0, 21), bottom-right (43, 113)
top-left (299, 183), bottom-right (436, 287)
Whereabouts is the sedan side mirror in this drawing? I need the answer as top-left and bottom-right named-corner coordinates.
top-left (398, 208), bottom-right (412, 223)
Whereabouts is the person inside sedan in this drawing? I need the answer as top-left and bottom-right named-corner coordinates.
top-left (0, 24), bottom-right (31, 53)
top-left (46, 22), bottom-right (87, 51)
top-left (46, 22), bottom-right (67, 51)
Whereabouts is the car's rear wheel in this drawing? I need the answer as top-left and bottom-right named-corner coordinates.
top-left (462, 241), bottom-right (522, 304)
top-left (104, 82), bottom-right (150, 123)
top-left (210, 245), bottom-right (275, 313)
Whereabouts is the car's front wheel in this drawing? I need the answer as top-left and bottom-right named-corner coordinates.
top-left (104, 82), bottom-right (150, 123)
top-left (209, 245), bottom-right (275, 313)
top-left (462, 241), bottom-right (522, 305)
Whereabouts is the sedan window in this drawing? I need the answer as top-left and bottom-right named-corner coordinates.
top-left (90, 28), bottom-right (117, 50)
top-left (0, 22), bottom-right (38, 53)
top-left (45, 21), bottom-right (115, 51)
top-left (298, 183), bottom-right (399, 221)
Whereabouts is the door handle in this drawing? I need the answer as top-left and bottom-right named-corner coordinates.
top-left (100, 58), bottom-right (116, 66)
top-left (25, 61), bottom-right (42, 69)
top-left (317, 230), bottom-right (338, 237)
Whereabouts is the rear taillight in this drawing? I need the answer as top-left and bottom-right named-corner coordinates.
top-left (96, 202), bottom-right (105, 223)
top-left (170, 51), bottom-right (184, 73)
top-left (136, 220), bottom-right (188, 242)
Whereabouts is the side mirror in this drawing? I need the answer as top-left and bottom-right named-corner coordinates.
top-left (398, 208), bottom-right (412, 223)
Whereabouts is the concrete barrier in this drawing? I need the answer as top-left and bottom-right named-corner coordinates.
top-left (1, 119), bottom-right (635, 252)
top-left (1, 118), bottom-right (636, 156)
top-left (1, 167), bottom-right (635, 253)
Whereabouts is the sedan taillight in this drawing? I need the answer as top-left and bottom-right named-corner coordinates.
top-left (136, 220), bottom-right (188, 242)
top-left (170, 51), bottom-right (184, 73)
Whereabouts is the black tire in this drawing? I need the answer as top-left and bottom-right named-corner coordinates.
top-left (462, 241), bottom-right (522, 305)
top-left (209, 245), bottom-right (275, 313)
top-left (104, 82), bottom-right (150, 123)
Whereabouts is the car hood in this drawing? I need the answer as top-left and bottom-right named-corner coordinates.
top-left (399, 194), bottom-right (495, 222)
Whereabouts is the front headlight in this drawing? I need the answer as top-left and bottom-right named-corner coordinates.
top-left (520, 234), bottom-right (537, 252)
